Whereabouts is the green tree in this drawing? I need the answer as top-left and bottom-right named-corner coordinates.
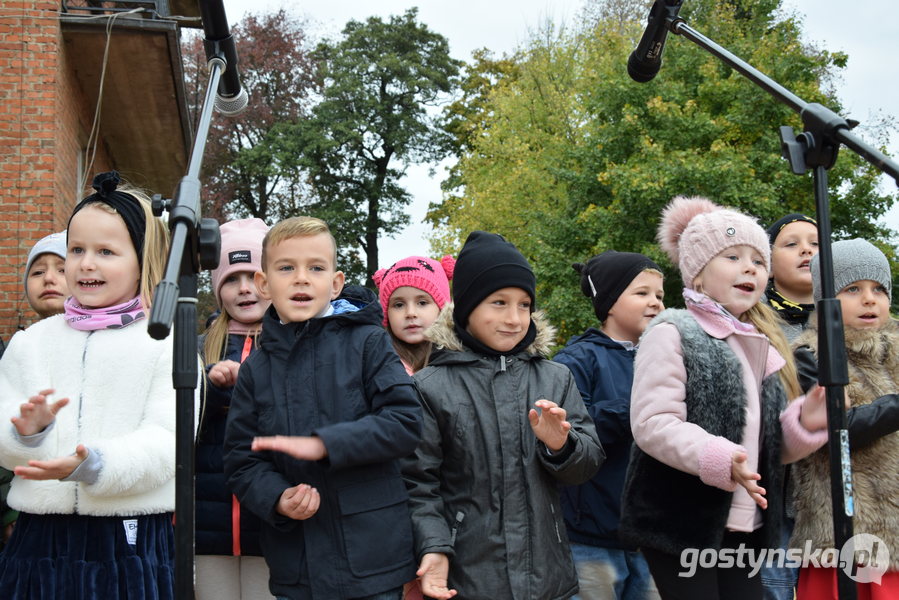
top-left (280, 8), bottom-right (461, 284)
top-left (429, 0), bottom-right (897, 342)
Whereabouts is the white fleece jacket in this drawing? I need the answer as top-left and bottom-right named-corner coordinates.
top-left (0, 314), bottom-right (198, 516)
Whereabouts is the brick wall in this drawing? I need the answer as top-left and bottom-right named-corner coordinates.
top-left (0, 1), bottom-right (111, 340)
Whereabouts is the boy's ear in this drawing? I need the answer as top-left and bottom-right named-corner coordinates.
top-left (330, 270), bottom-right (345, 300)
top-left (254, 270), bottom-right (271, 300)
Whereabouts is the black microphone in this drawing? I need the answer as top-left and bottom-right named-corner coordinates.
top-left (627, 0), bottom-right (684, 83)
top-left (198, 0), bottom-right (249, 115)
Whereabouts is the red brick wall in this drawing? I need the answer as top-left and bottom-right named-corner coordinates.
top-left (0, 1), bottom-right (111, 340)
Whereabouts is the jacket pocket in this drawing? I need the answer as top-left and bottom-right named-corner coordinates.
top-left (337, 475), bottom-right (415, 577)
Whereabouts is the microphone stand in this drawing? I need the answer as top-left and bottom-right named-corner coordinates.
top-left (654, 12), bottom-right (899, 600)
top-left (148, 52), bottom-right (224, 599)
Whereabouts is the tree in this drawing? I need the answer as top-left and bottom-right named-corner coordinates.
top-left (279, 8), bottom-right (461, 284)
top-left (182, 10), bottom-right (317, 222)
top-left (429, 0), bottom-right (897, 342)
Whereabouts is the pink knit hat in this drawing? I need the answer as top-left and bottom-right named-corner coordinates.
top-left (657, 196), bottom-right (770, 287)
top-left (211, 218), bottom-right (270, 307)
top-left (373, 255), bottom-right (455, 325)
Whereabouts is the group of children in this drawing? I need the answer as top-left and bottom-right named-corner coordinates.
top-left (0, 172), bottom-right (896, 600)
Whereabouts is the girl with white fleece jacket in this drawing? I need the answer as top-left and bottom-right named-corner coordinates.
top-left (619, 197), bottom-right (830, 600)
top-left (0, 172), bottom-right (194, 600)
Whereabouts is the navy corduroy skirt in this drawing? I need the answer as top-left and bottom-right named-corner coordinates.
top-left (0, 511), bottom-right (175, 599)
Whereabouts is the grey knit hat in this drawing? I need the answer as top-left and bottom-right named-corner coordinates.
top-left (811, 238), bottom-right (892, 303)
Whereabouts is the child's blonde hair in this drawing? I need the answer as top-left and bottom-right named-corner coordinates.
top-left (203, 314), bottom-right (261, 366)
top-left (741, 303), bottom-right (802, 400)
top-left (262, 216), bottom-right (337, 270)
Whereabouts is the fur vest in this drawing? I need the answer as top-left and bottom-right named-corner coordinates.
top-left (791, 319), bottom-right (899, 569)
top-left (620, 309), bottom-right (786, 554)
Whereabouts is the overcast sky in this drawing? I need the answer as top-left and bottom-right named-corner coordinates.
top-left (221, 0), bottom-right (898, 264)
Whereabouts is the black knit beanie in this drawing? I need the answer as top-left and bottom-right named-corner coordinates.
top-left (452, 231), bottom-right (536, 327)
top-left (574, 251), bottom-right (661, 323)
top-left (766, 213), bottom-right (817, 245)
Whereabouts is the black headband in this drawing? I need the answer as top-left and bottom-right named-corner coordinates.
top-left (68, 171), bottom-right (146, 265)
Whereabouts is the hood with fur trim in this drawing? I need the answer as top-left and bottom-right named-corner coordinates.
top-left (424, 301), bottom-right (557, 357)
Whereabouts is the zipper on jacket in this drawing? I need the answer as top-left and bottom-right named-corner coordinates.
top-left (74, 332), bottom-right (93, 513)
top-left (549, 502), bottom-right (562, 543)
top-left (500, 355), bottom-right (506, 372)
top-left (450, 511), bottom-right (465, 544)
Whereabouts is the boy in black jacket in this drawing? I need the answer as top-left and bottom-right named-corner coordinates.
top-left (223, 216), bottom-right (422, 600)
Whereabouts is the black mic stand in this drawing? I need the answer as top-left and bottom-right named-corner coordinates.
top-left (148, 49), bottom-right (226, 598)
top-left (652, 12), bottom-right (899, 600)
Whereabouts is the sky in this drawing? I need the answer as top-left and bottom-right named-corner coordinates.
top-left (220, 0), bottom-right (898, 265)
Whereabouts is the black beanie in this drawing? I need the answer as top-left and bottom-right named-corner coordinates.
top-left (766, 213), bottom-right (817, 245)
top-left (452, 231), bottom-right (536, 327)
top-left (574, 250), bottom-right (661, 323)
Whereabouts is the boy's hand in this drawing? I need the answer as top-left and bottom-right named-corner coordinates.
top-left (252, 435), bottom-right (328, 460)
top-left (208, 360), bottom-right (241, 388)
top-left (528, 399), bottom-right (571, 452)
top-left (276, 483), bottom-right (320, 520)
top-left (732, 451), bottom-right (767, 509)
top-left (11, 389), bottom-right (68, 437)
top-left (799, 385), bottom-right (833, 431)
top-left (417, 553), bottom-right (457, 599)
top-left (14, 444), bottom-right (88, 480)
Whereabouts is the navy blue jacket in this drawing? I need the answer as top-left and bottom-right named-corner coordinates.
top-left (196, 333), bottom-right (263, 556)
top-left (223, 286), bottom-right (422, 599)
top-left (553, 328), bottom-right (637, 549)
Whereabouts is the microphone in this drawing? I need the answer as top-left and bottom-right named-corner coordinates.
top-left (198, 0), bottom-right (249, 115)
top-left (627, 0), bottom-right (684, 83)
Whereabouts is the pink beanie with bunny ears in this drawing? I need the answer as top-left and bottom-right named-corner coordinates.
top-left (211, 218), bottom-right (270, 307)
top-left (657, 196), bottom-right (770, 287)
top-left (373, 255), bottom-right (455, 325)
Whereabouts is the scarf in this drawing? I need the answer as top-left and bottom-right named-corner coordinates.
top-left (764, 279), bottom-right (815, 326)
top-left (64, 296), bottom-right (146, 331)
top-left (454, 319), bottom-right (538, 358)
top-left (683, 288), bottom-right (756, 333)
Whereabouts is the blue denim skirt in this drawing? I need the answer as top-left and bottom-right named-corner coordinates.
top-left (0, 511), bottom-right (175, 599)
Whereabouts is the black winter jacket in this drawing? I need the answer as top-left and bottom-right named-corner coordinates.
top-left (223, 287), bottom-right (422, 599)
top-left (403, 306), bottom-right (604, 600)
top-left (553, 328), bottom-right (638, 549)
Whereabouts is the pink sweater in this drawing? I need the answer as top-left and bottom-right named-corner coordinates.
top-left (630, 306), bottom-right (828, 533)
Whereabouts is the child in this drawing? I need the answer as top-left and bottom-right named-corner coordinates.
top-left (402, 230), bottom-right (605, 600)
top-left (23, 230), bottom-right (69, 319)
top-left (760, 213), bottom-right (817, 600)
top-left (554, 251), bottom-right (664, 600)
top-left (790, 238), bottom-right (899, 599)
top-left (619, 196), bottom-right (829, 600)
top-left (0, 171), bottom-right (188, 599)
top-left (196, 218), bottom-right (272, 600)
top-left (765, 214), bottom-right (819, 342)
top-left (373, 255), bottom-right (455, 374)
top-left (222, 216), bottom-right (422, 600)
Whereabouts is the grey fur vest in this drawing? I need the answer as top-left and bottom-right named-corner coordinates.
top-left (791, 319), bottom-right (899, 569)
top-left (619, 309), bottom-right (786, 555)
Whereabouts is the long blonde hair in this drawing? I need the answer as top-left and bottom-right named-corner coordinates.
top-left (741, 303), bottom-right (802, 401)
top-left (202, 311), bottom-right (261, 365)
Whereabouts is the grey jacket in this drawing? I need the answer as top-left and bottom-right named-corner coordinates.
top-left (402, 306), bottom-right (604, 600)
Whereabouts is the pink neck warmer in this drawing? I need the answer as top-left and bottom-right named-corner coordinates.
top-left (64, 296), bottom-right (146, 331)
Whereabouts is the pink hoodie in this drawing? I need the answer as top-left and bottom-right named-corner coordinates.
top-left (630, 305), bottom-right (827, 533)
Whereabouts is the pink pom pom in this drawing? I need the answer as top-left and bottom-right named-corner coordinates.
top-left (372, 268), bottom-right (387, 288)
top-left (439, 255), bottom-right (456, 281)
top-left (656, 196), bottom-right (720, 265)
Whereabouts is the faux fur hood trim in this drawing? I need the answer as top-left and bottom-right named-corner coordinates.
top-left (425, 302), bottom-right (556, 356)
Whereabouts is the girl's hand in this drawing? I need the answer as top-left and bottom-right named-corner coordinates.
top-left (208, 360), bottom-right (241, 388)
top-left (14, 444), bottom-right (88, 480)
top-left (417, 553), bottom-right (457, 599)
top-left (528, 399), bottom-right (571, 452)
top-left (732, 451), bottom-right (767, 509)
top-left (252, 435), bottom-right (328, 460)
top-left (11, 389), bottom-right (68, 437)
top-left (276, 483), bottom-right (320, 520)
top-left (799, 385), bottom-right (835, 432)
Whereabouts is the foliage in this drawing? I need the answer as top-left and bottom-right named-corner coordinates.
top-left (428, 0), bottom-right (897, 343)
top-left (278, 8), bottom-right (461, 284)
top-left (182, 10), bottom-right (317, 223)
